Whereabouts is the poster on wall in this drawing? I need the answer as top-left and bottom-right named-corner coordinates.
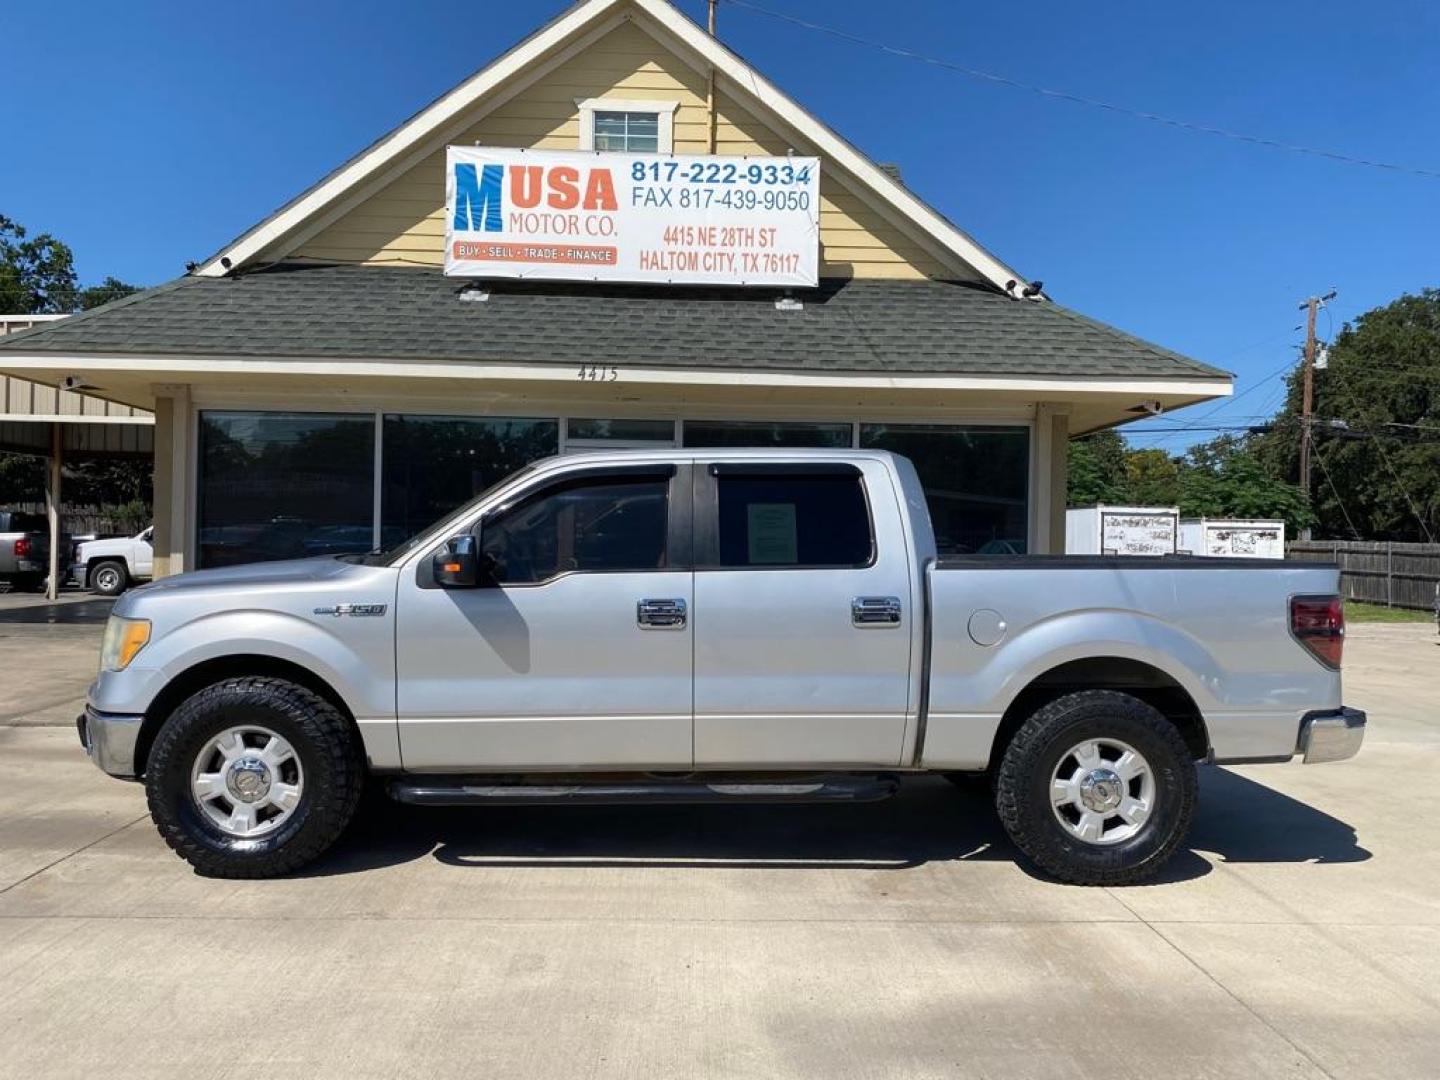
top-left (444, 146), bottom-right (820, 287)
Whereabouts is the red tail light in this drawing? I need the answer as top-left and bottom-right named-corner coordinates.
top-left (1291, 595), bottom-right (1344, 669)
top-left (13, 538), bottom-right (30, 558)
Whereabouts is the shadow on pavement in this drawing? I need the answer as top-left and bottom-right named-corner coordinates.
top-left (0, 599), bottom-right (115, 625)
top-left (301, 766), bottom-right (1370, 884)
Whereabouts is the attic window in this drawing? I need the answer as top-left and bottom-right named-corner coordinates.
top-left (577, 98), bottom-right (678, 154)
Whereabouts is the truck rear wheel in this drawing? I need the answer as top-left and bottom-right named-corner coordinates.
top-left (144, 676), bottom-right (364, 878)
top-left (994, 690), bottom-right (1196, 886)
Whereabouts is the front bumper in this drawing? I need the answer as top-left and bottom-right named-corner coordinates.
top-left (1298, 706), bottom-right (1366, 764)
top-left (77, 705), bottom-right (144, 779)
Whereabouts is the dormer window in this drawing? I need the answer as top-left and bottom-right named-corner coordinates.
top-left (576, 98), bottom-right (678, 154)
top-left (594, 111), bottom-right (659, 152)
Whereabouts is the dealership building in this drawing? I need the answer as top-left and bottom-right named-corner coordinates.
top-left (0, 0), bottom-right (1229, 576)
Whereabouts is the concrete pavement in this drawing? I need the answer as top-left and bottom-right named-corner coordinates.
top-left (0, 622), bottom-right (1436, 1079)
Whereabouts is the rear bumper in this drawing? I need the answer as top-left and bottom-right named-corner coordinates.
top-left (77, 705), bottom-right (143, 779)
top-left (1298, 706), bottom-right (1366, 764)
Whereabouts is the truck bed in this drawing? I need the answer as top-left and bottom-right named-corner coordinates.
top-left (920, 555), bottom-right (1342, 770)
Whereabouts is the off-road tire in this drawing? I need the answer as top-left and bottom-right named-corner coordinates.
top-left (995, 690), bottom-right (1197, 886)
top-left (90, 560), bottom-right (128, 596)
top-left (145, 676), bottom-right (364, 878)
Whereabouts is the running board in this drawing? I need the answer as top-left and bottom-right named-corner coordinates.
top-left (389, 774), bottom-right (900, 807)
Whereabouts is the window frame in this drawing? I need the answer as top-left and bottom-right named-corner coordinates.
top-left (576, 98), bottom-right (678, 154)
top-left (693, 462), bottom-right (877, 572)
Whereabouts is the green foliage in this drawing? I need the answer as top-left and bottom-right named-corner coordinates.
top-left (1068, 431), bottom-right (1314, 535)
top-left (0, 451), bottom-right (46, 503)
top-left (0, 215), bottom-right (77, 314)
top-left (1066, 429), bottom-right (1128, 505)
top-left (78, 276), bottom-right (140, 310)
top-left (1259, 289), bottom-right (1440, 542)
top-left (1124, 448), bottom-right (1181, 506)
top-left (1068, 288), bottom-right (1440, 541)
top-left (0, 215), bottom-right (140, 315)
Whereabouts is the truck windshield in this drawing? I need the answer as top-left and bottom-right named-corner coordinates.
top-left (343, 462), bottom-right (542, 567)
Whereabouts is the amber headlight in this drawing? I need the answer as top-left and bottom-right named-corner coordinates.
top-left (99, 616), bottom-right (151, 672)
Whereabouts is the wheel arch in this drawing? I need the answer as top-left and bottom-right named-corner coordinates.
top-left (987, 656), bottom-right (1210, 769)
top-left (134, 655), bottom-right (359, 777)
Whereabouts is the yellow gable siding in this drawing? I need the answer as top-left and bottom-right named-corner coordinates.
top-left (291, 19), bottom-right (952, 280)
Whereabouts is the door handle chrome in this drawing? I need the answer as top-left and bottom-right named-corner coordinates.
top-left (637, 598), bottom-right (687, 630)
top-left (852, 596), bottom-right (902, 628)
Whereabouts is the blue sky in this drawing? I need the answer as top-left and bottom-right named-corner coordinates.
top-left (4, 0), bottom-right (1437, 449)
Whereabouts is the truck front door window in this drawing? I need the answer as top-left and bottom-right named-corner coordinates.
top-left (482, 477), bottom-right (669, 583)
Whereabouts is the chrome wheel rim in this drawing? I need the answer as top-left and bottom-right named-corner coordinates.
top-left (95, 566), bottom-right (121, 591)
top-left (190, 726), bottom-right (304, 838)
top-left (1050, 737), bottom-right (1155, 846)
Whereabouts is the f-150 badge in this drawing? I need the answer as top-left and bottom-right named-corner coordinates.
top-left (313, 604), bottom-right (388, 617)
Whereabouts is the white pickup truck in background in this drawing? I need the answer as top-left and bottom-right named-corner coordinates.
top-left (79, 451), bottom-right (1364, 885)
top-left (74, 526), bottom-right (153, 596)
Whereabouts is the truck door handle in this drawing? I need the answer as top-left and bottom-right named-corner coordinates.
top-left (852, 596), bottom-right (902, 627)
top-left (637, 598), bottom-right (687, 630)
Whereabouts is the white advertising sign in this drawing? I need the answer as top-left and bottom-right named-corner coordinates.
top-left (1101, 512), bottom-right (1179, 557)
top-left (444, 146), bottom-right (820, 287)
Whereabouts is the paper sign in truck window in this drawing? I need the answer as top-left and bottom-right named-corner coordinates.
top-left (747, 503), bottom-right (798, 564)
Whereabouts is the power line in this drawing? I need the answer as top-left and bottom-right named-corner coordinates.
top-left (1367, 434), bottom-right (1437, 542)
top-left (722, 0), bottom-right (1440, 181)
top-left (1312, 438), bottom-right (1363, 541)
top-left (1122, 358), bottom-right (1296, 446)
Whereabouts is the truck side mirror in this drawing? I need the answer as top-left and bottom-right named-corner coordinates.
top-left (433, 535), bottom-right (480, 588)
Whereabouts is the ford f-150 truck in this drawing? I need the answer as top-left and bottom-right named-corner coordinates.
top-left (79, 449), bottom-right (1364, 884)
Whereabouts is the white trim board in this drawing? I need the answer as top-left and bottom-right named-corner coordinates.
top-left (0, 351), bottom-right (1233, 398)
top-left (193, 0), bottom-right (1029, 291)
top-left (0, 412), bottom-right (154, 425)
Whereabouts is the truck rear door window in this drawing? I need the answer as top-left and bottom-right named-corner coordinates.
top-left (715, 475), bottom-right (871, 568)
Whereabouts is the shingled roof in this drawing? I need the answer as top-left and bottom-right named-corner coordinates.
top-left (0, 263), bottom-right (1225, 381)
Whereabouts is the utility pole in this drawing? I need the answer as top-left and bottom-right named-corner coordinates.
top-left (706, 0), bottom-right (719, 153)
top-left (1297, 288), bottom-right (1337, 541)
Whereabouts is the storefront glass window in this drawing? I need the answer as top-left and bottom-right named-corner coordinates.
top-left (197, 411), bottom-right (375, 568)
top-left (859, 424), bottom-right (1030, 555)
top-left (682, 420), bottom-right (853, 449)
top-left (566, 418), bottom-right (675, 443)
top-left (381, 416), bottom-right (559, 545)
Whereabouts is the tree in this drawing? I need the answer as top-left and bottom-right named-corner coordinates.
top-left (78, 276), bottom-right (139, 310)
top-left (1124, 448), bottom-right (1181, 506)
top-left (0, 215), bottom-right (147, 517)
top-left (1178, 434), bottom-right (1312, 535)
top-left (1067, 429), bottom-right (1129, 505)
top-left (1259, 289), bottom-right (1440, 541)
top-left (0, 215), bottom-right (140, 315)
top-left (0, 215), bottom-right (77, 313)
top-left (1067, 429), bottom-right (1313, 536)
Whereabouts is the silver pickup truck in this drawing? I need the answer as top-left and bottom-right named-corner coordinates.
top-left (0, 510), bottom-right (68, 592)
top-left (80, 449), bottom-right (1363, 884)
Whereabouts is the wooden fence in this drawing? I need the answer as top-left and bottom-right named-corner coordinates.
top-left (5, 502), bottom-right (145, 538)
top-left (1287, 540), bottom-right (1440, 611)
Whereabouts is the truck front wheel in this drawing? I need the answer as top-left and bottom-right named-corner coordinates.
top-left (144, 676), bottom-right (364, 878)
top-left (994, 690), bottom-right (1197, 886)
top-left (90, 560), bottom-right (128, 596)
